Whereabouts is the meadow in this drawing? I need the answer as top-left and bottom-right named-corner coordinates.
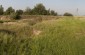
top-left (0, 16), bottom-right (85, 55)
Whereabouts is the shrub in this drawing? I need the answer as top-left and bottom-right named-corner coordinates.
top-left (10, 13), bottom-right (21, 20)
top-left (63, 12), bottom-right (73, 16)
top-left (0, 20), bottom-right (4, 23)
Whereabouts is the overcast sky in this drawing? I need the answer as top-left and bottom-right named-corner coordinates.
top-left (0, 0), bottom-right (85, 15)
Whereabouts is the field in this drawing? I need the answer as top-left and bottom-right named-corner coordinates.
top-left (0, 16), bottom-right (85, 55)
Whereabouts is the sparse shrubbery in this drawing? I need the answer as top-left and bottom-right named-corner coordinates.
top-left (10, 13), bottom-right (21, 20)
top-left (28, 17), bottom-right (42, 26)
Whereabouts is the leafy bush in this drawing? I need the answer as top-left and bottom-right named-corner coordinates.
top-left (63, 12), bottom-right (73, 16)
top-left (0, 20), bottom-right (4, 23)
top-left (10, 13), bottom-right (21, 20)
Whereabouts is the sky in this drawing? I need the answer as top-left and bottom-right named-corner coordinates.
top-left (0, 0), bottom-right (85, 15)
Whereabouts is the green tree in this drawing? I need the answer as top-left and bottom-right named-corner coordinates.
top-left (50, 10), bottom-right (57, 16)
top-left (0, 5), bottom-right (4, 15)
top-left (24, 7), bottom-right (32, 15)
top-left (5, 7), bottom-right (15, 15)
top-left (32, 3), bottom-right (47, 15)
top-left (16, 9), bottom-right (23, 15)
top-left (47, 9), bottom-right (51, 15)
top-left (63, 12), bottom-right (73, 16)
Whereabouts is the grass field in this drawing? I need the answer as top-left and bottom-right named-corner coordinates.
top-left (0, 16), bottom-right (85, 55)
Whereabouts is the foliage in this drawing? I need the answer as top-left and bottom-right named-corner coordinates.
top-left (0, 5), bottom-right (4, 15)
top-left (5, 7), bottom-right (15, 15)
top-left (50, 10), bottom-right (57, 16)
top-left (0, 4), bottom-right (58, 16)
top-left (24, 3), bottom-right (57, 15)
top-left (0, 20), bottom-right (4, 23)
top-left (64, 12), bottom-right (73, 16)
top-left (46, 9), bottom-right (51, 15)
top-left (10, 13), bottom-right (21, 20)
top-left (24, 7), bottom-right (32, 15)
top-left (32, 3), bottom-right (47, 15)
top-left (16, 10), bottom-right (23, 15)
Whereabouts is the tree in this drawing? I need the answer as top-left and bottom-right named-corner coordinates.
top-left (0, 5), bottom-right (4, 15)
top-left (47, 9), bottom-right (51, 15)
top-left (50, 10), bottom-right (57, 16)
top-left (32, 3), bottom-right (47, 15)
top-left (5, 7), bottom-right (15, 15)
top-left (16, 9), bottom-right (23, 15)
top-left (63, 12), bottom-right (73, 16)
top-left (24, 7), bottom-right (32, 15)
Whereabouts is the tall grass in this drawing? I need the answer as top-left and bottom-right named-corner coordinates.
top-left (0, 17), bottom-right (85, 55)
top-left (0, 32), bottom-right (33, 55)
top-left (32, 18), bottom-right (85, 55)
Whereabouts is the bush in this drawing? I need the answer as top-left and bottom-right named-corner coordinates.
top-left (0, 20), bottom-right (4, 23)
top-left (63, 12), bottom-right (73, 16)
top-left (10, 13), bottom-right (21, 20)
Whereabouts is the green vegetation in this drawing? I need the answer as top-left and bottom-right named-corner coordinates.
top-left (0, 20), bottom-right (4, 23)
top-left (16, 10), bottom-right (23, 15)
top-left (0, 3), bottom-right (58, 16)
top-left (4, 7), bottom-right (15, 15)
top-left (10, 13), bottom-right (21, 20)
top-left (0, 17), bottom-right (85, 55)
top-left (64, 12), bottom-right (73, 16)
top-left (0, 5), bottom-right (4, 15)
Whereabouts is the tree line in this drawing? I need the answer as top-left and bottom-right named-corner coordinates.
top-left (0, 3), bottom-right (57, 16)
top-left (0, 3), bottom-right (73, 16)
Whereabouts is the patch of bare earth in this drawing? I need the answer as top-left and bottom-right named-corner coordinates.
top-left (0, 16), bottom-right (11, 21)
top-left (33, 29), bottom-right (42, 35)
top-left (3, 21), bottom-right (27, 26)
